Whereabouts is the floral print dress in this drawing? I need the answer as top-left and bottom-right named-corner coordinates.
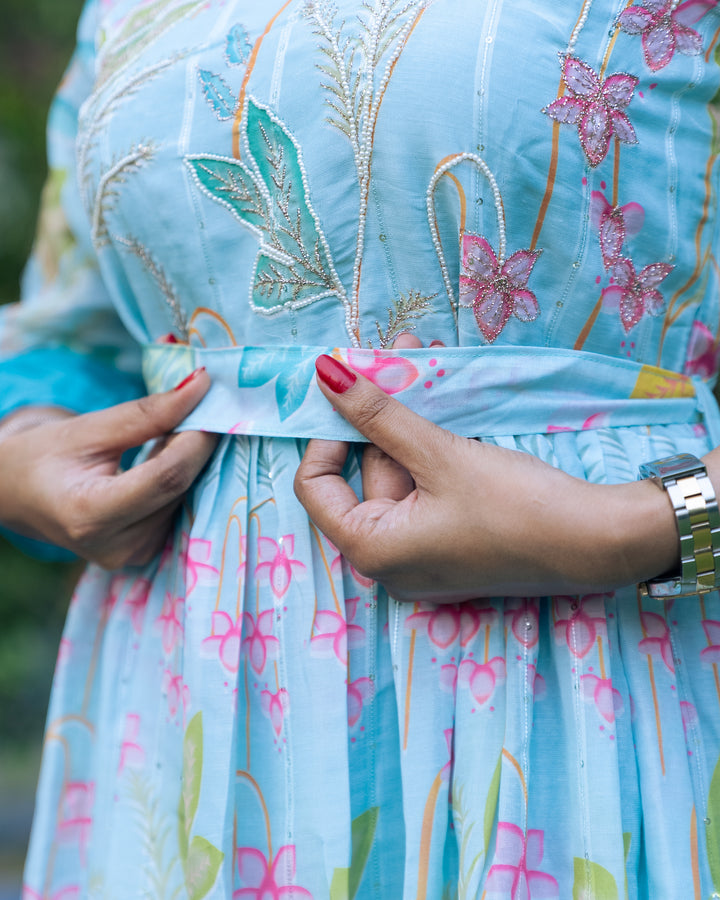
top-left (6, 0), bottom-right (720, 897)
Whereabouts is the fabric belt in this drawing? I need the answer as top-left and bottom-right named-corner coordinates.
top-left (142, 343), bottom-right (720, 443)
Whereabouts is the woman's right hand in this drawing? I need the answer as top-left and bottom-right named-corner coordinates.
top-left (0, 367), bottom-right (217, 569)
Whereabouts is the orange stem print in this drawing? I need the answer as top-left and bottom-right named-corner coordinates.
top-left (502, 748), bottom-right (528, 812)
top-left (232, 1), bottom-right (295, 159)
top-left (416, 771), bottom-right (444, 900)
top-left (188, 307), bottom-right (238, 346)
top-left (236, 769), bottom-right (274, 861)
top-left (597, 635), bottom-right (607, 680)
top-left (573, 294), bottom-right (603, 351)
top-left (691, 806), bottom-right (702, 899)
top-left (403, 621), bottom-right (418, 751)
top-left (638, 590), bottom-right (665, 776)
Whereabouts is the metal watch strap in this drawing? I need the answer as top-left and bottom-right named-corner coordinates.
top-left (639, 453), bottom-right (720, 599)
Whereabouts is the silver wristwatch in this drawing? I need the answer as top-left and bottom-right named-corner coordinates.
top-left (638, 453), bottom-right (720, 599)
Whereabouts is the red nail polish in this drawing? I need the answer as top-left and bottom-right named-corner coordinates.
top-left (158, 333), bottom-right (180, 344)
top-left (173, 367), bottom-right (206, 391)
top-left (315, 355), bottom-right (356, 394)
top-left (429, 339), bottom-right (445, 347)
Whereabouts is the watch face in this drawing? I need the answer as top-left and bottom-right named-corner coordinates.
top-left (640, 453), bottom-right (705, 482)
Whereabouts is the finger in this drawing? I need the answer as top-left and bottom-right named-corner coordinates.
top-left (392, 332), bottom-right (423, 350)
top-left (89, 499), bottom-right (182, 569)
top-left (361, 443), bottom-right (414, 501)
top-left (78, 428), bottom-right (219, 529)
top-left (314, 354), bottom-right (457, 483)
top-left (71, 367), bottom-right (212, 455)
top-left (294, 438), bottom-right (364, 532)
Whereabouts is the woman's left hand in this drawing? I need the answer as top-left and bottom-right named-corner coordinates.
top-left (294, 351), bottom-right (680, 603)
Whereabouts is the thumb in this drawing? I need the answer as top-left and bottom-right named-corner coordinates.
top-left (314, 354), bottom-right (451, 484)
top-left (72, 367), bottom-right (212, 454)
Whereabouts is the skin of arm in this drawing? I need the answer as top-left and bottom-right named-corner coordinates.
top-left (0, 368), bottom-right (217, 569)
top-left (294, 348), bottom-right (698, 604)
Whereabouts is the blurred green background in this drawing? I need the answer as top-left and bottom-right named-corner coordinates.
top-left (0, 0), bottom-right (85, 894)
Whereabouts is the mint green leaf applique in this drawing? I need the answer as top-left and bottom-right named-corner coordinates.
top-left (198, 70), bottom-right (239, 120)
top-left (330, 807), bottom-right (379, 900)
top-left (186, 155), bottom-right (268, 233)
top-left (572, 857), bottom-right (619, 900)
top-left (185, 836), bottom-right (224, 900)
top-left (707, 753), bottom-right (720, 890)
top-left (178, 712), bottom-right (204, 863)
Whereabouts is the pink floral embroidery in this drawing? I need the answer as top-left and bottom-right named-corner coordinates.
top-left (348, 676), bottom-right (374, 727)
top-left (57, 782), bottom-right (95, 865)
top-left (638, 610), bottom-right (675, 672)
top-left (405, 602), bottom-right (483, 650)
top-left (701, 619), bottom-right (720, 664)
top-left (601, 257), bottom-right (673, 332)
top-left (486, 823), bottom-right (559, 899)
top-left (203, 611), bottom-right (243, 672)
top-left (310, 609), bottom-right (365, 666)
top-left (260, 688), bottom-right (290, 736)
top-left (180, 533), bottom-right (220, 596)
top-left (685, 320), bottom-right (720, 377)
top-left (580, 674), bottom-right (624, 722)
top-left (590, 191), bottom-right (645, 268)
top-left (118, 713), bottom-right (144, 773)
top-left (504, 599), bottom-right (540, 649)
top-left (458, 657), bottom-right (506, 705)
top-left (345, 349), bottom-right (419, 394)
top-left (155, 593), bottom-right (185, 654)
top-left (544, 57), bottom-right (638, 167)
top-left (163, 669), bottom-right (191, 724)
top-left (553, 594), bottom-right (609, 658)
top-left (255, 535), bottom-right (306, 598)
top-left (618, 0), bottom-right (714, 71)
top-left (241, 610), bottom-right (279, 674)
top-left (459, 234), bottom-right (542, 342)
top-left (234, 845), bottom-right (313, 899)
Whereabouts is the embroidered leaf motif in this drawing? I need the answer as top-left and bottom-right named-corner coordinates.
top-left (178, 712), bottom-right (203, 862)
top-left (185, 836), bottom-right (224, 900)
top-left (237, 347), bottom-right (320, 421)
top-left (572, 857), bottom-right (618, 899)
top-left (198, 70), bottom-right (238, 120)
top-left (707, 753), bottom-right (720, 890)
top-left (225, 23), bottom-right (252, 66)
top-left (374, 291), bottom-right (434, 348)
top-left (187, 155), bottom-right (267, 231)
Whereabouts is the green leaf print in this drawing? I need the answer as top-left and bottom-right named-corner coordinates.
top-left (484, 755), bottom-right (502, 855)
top-left (572, 857), bottom-right (618, 900)
top-left (329, 807), bottom-right (379, 900)
top-left (178, 712), bottom-right (204, 862)
top-left (707, 753), bottom-right (720, 890)
top-left (185, 836), bottom-right (224, 900)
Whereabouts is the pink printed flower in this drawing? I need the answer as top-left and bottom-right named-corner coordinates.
top-left (118, 713), bottom-right (144, 773)
top-left (701, 619), bottom-right (720, 664)
top-left (163, 669), bottom-right (191, 724)
top-left (581, 674), bottom-right (624, 722)
top-left (57, 638), bottom-right (72, 668)
top-left (310, 609), bottom-right (365, 666)
top-left (505, 599), bottom-right (540, 649)
top-left (553, 594), bottom-right (609, 658)
top-left (57, 782), bottom-right (95, 865)
top-left (545, 56), bottom-right (638, 167)
top-left (255, 535), bottom-right (306, 599)
top-left (347, 677), bottom-right (374, 727)
top-left (486, 822), bottom-right (559, 899)
top-left (260, 688), bottom-right (290, 736)
top-left (124, 578), bottom-right (151, 634)
top-left (234, 845), bottom-right (312, 899)
top-left (405, 602), bottom-right (482, 650)
top-left (590, 191), bottom-right (645, 268)
top-left (203, 611), bottom-right (243, 672)
top-left (241, 610), bottom-right (279, 674)
top-left (638, 610), bottom-right (675, 672)
top-left (345, 349), bottom-right (419, 394)
top-left (23, 888), bottom-right (79, 900)
top-left (180, 533), bottom-right (220, 596)
top-left (685, 320), bottom-right (720, 378)
top-left (329, 541), bottom-right (374, 588)
top-left (458, 657), bottom-right (506, 705)
top-left (155, 593), bottom-right (185, 654)
top-left (681, 699), bottom-right (699, 740)
top-left (459, 234), bottom-right (542, 343)
top-left (601, 257), bottom-right (673, 332)
top-left (527, 664), bottom-right (547, 699)
top-left (618, 0), bottom-right (714, 71)
top-left (440, 663), bottom-right (458, 694)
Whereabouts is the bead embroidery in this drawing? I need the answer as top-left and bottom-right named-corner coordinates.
top-left (544, 56), bottom-right (638, 168)
top-left (618, 0), bottom-right (714, 72)
top-left (590, 190), bottom-right (645, 270)
top-left (601, 258), bottom-right (674, 331)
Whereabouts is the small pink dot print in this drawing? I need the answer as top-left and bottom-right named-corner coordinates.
top-left (650, 82), bottom-right (658, 89)
top-left (471, 708), bottom-right (476, 714)
top-left (424, 380), bottom-right (433, 389)
top-left (429, 358), bottom-right (437, 367)
top-left (517, 655), bottom-right (522, 661)
top-left (638, 90), bottom-right (644, 98)
top-left (224, 682), bottom-right (228, 688)
top-left (351, 737), bottom-right (356, 743)
top-left (599, 725), bottom-right (605, 731)
top-left (490, 706), bottom-right (495, 712)
top-left (689, 750), bottom-right (694, 756)
top-left (451, 657), bottom-right (456, 662)
top-left (609, 735), bottom-right (615, 741)
top-left (571, 667), bottom-right (576, 674)
top-left (588, 666), bottom-right (594, 672)
top-left (671, 685), bottom-right (676, 691)
top-left (582, 176), bottom-right (588, 186)
top-left (595, 275), bottom-right (601, 284)
top-left (254, 683), bottom-right (258, 689)
top-left (431, 657), bottom-right (437, 663)
top-left (600, 180), bottom-right (607, 190)
top-left (360, 726), bottom-right (365, 732)
top-left (672, 620), bottom-right (678, 626)
top-left (437, 369), bottom-right (445, 377)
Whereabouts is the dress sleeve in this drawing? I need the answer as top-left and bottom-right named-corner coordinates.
top-left (0, 0), bottom-right (145, 422)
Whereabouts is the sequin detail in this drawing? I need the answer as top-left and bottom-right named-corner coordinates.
top-left (544, 57), bottom-right (638, 167)
top-left (590, 190), bottom-right (645, 269)
top-left (601, 258), bottom-right (674, 331)
top-left (618, 0), bottom-right (714, 72)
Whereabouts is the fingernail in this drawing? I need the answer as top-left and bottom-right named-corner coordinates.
top-left (430, 339), bottom-right (445, 347)
top-left (315, 354), bottom-right (356, 394)
top-left (158, 333), bottom-right (179, 344)
top-left (173, 367), bottom-right (206, 391)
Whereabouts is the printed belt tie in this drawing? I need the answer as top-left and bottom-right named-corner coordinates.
top-left (142, 343), bottom-right (720, 444)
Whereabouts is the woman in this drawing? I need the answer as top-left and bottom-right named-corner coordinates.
top-left (3, 0), bottom-right (720, 896)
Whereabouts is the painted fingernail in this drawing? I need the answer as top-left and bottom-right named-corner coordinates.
top-left (429, 339), bottom-right (445, 347)
top-left (315, 354), bottom-right (357, 394)
top-left (173, 367), bottom-right (206, 391)
top-left (157, 333), bottom-right (179, 344)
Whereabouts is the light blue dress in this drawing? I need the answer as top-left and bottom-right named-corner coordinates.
top-left (7, 0), bottom-right (720, 897)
